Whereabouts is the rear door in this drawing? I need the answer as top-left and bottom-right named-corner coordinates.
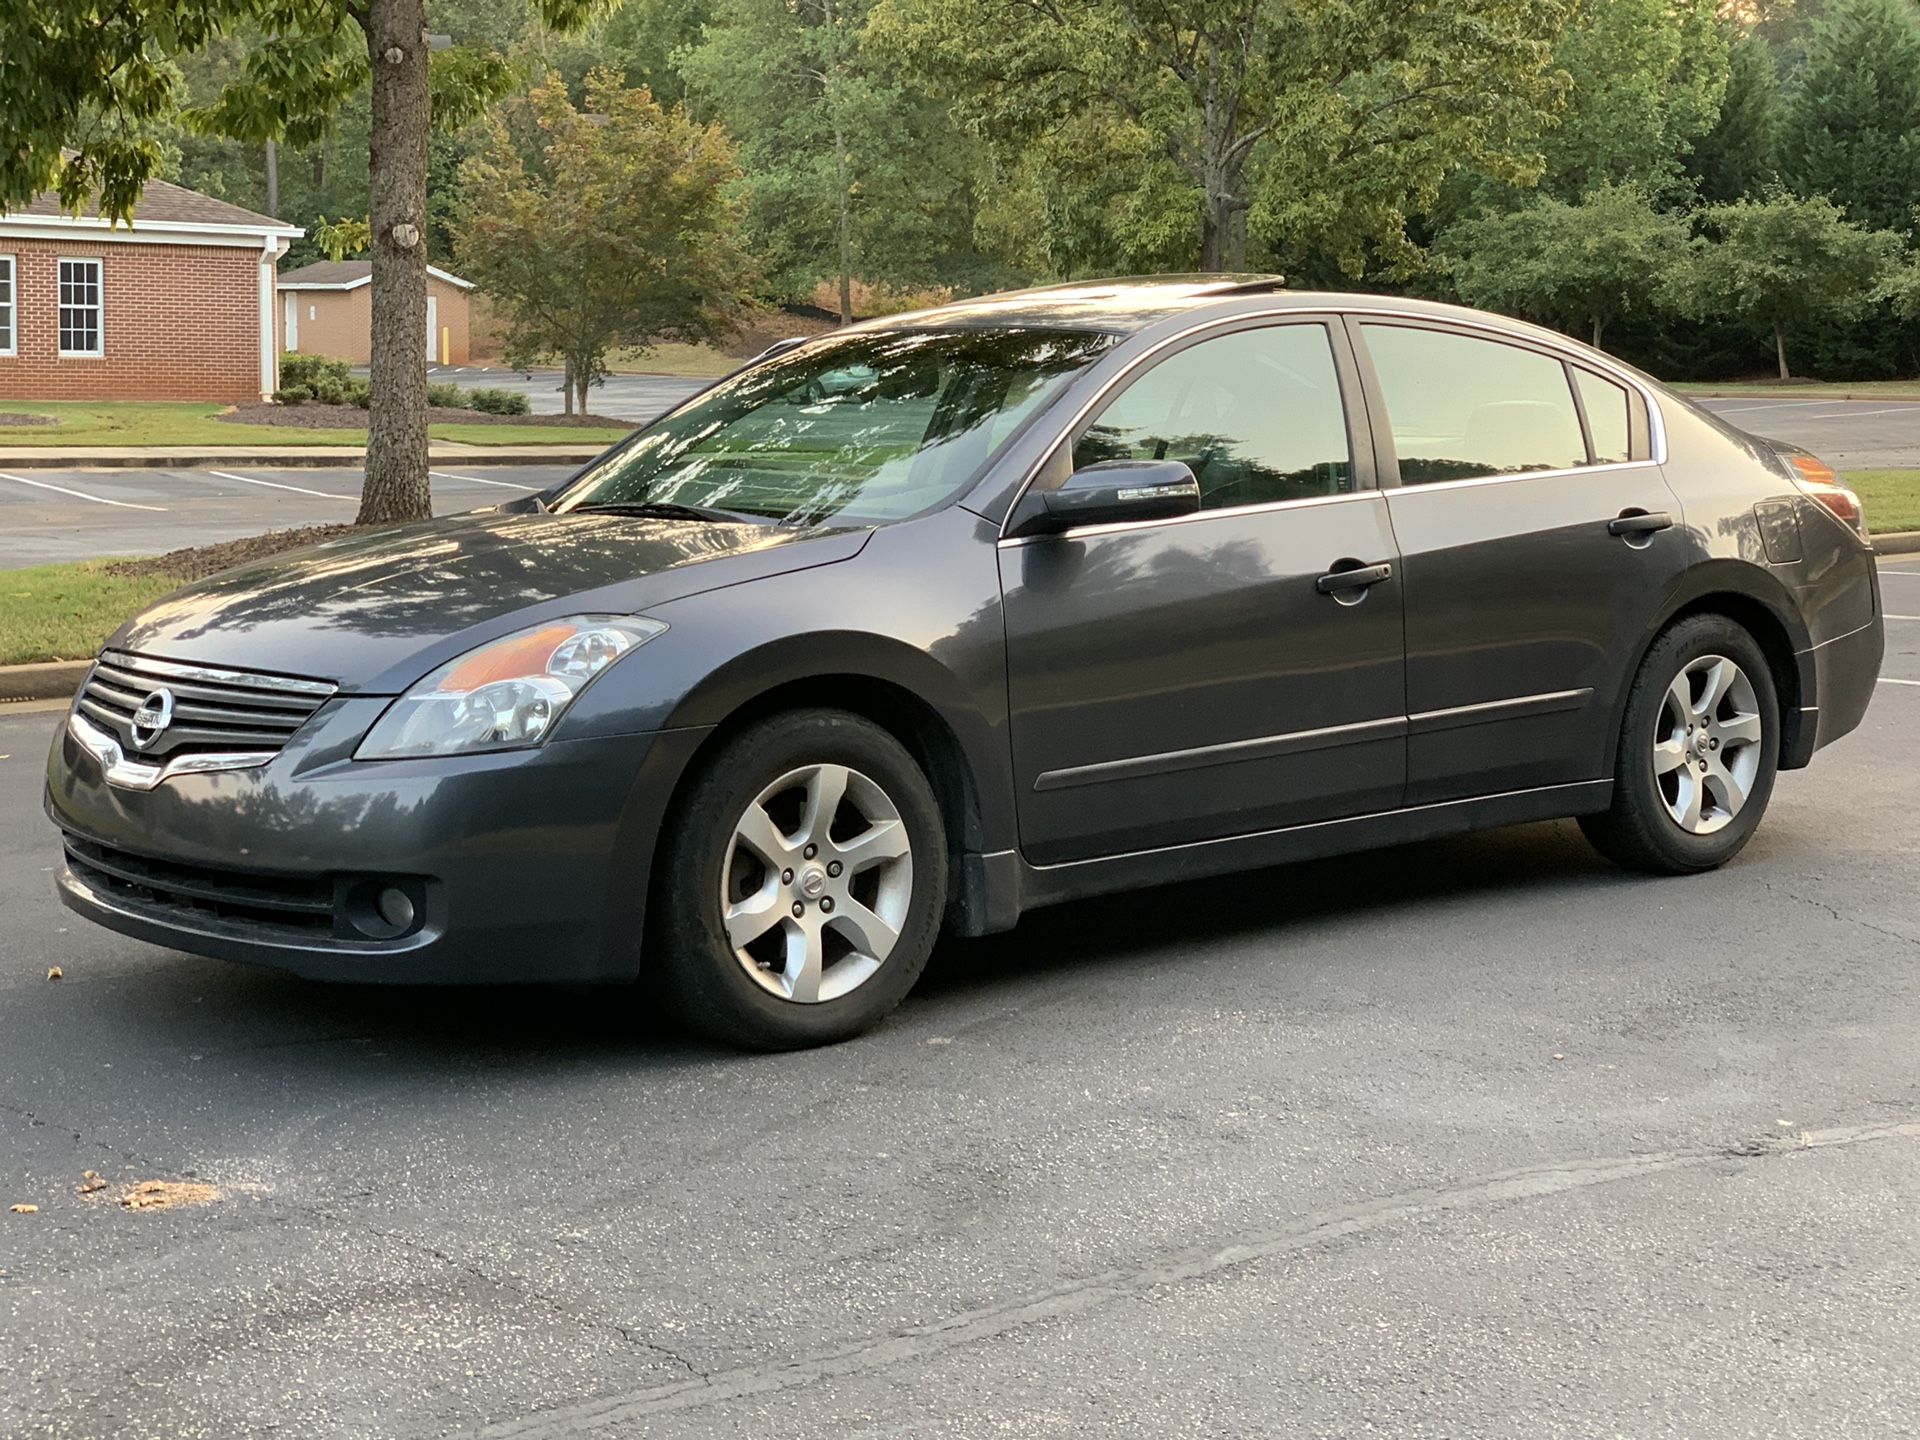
top-left (999, 318), bottom-right (1407, 865)
top-left (1349, 317), bottom-right (1686, 805)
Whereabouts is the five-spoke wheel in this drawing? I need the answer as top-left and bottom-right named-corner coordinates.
top-left (1652, 654), bottom-right (1765, 835)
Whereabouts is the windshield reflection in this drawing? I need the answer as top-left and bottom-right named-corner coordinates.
top-left (553, 327), bottom-right (1116, 527)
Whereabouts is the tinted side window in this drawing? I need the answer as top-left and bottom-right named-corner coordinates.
top-left (1074, 324), bottom-right (1353, 510)
top-left (1574, 368), bottom-right (1632, 463)
top-left (1361, 324), bottom-right (1588, 484)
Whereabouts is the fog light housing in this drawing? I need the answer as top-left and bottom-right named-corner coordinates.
top-left (341, 879), bottom-right (426, 941)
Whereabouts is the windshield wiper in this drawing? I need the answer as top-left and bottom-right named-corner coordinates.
top-left (570, 500), bottom-right (759, 524)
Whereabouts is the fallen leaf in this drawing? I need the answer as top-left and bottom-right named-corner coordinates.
top-left (119, 1180), bottom-right (218, 1212)
top-left (9, 1203), bottom-right (37, 1215)
top-left (46, 967), bottom-right (62, 982)
top-left (78, 1170), bottom-right (108, 1195)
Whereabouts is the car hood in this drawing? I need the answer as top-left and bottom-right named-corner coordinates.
top-left (110, 509), bottom-right (871, 693)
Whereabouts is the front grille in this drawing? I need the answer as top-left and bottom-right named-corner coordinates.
top-left (63, 835), bottom-right (337, 935)
top-left (76, 649), bottom-right (336, 763)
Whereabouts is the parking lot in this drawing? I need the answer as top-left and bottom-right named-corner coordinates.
top-left (0, 466), bottom-right (579, 568)
top-left (1695, 394), bottom-right (1920, 470)
top-left (0, 560), bottom-right (1915, 1437)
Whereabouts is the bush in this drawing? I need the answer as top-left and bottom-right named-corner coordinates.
top-left (426, 381), bottom-right (473, 409)
top-left (279, 354), bottom-right (353, 391)
top-left (343, 378), bottom-right (371, 409)
top-left (468, 387), bottom-right (531, 415)
top-left (271, 385), bottom-right (314, 405)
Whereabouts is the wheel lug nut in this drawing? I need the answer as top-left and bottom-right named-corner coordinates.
top-left (820, 897), bottom-right (834, 913)
top-left (827, 861), bottom-right (842, 877)
top-left (781, 869), bottom-right (794, 884)
top-left (803, 843), bottom-right (817, 860)
top-left (791, 901), bottom-right (804, 917)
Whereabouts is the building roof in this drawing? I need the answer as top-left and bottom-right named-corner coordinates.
top-left (279, 261), bottom-right (475, 291)
top-left (2, 173), bottom-right (302, 243)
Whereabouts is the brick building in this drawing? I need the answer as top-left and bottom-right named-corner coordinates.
top-left (0, 179), bottom-right (301, 404)
top-left (278, 261), bottom-right (475, 366)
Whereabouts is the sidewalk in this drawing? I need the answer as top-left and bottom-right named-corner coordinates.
top-left (0, 441), bottom-right (612, 470)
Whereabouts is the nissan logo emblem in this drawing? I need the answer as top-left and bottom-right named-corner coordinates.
top-left (129, 688), bottom-right (176, 750)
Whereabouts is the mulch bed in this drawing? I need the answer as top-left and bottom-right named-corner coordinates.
top-left (219, 402), bottom-right (631, 429)
top-left (105, 525), bottom-right (372, 582)
top-left (0, 412), bottom-right (56, 426)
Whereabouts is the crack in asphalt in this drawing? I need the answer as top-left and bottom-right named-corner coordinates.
top-left (1758, 878), bottom-right (1920, 949)
top-left (463, 1117), bottom-right (1920, 1437)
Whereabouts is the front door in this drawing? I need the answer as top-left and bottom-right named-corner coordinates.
top-left (1351, 318), bottom-right (1690, 805)
top-left (1000, 320), bottom-right (1407, 866)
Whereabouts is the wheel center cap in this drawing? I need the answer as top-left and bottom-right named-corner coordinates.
top-left (798, 865), bottom-right (829, 899)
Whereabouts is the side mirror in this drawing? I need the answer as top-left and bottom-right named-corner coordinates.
top-left (1012, 459), bottom-right (1200, 537)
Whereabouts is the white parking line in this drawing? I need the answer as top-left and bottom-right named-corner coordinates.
top-left (1879, 677), bottom-right (1920, 687)
top-left (430, 469), bottom-right (537, 490)
top-left (205, 469), bottom-right (351, 500)
top-left (1886, 614), bottom-right (1920, 621)
top-left (0, 470), bottom-right (166, 511)
top-left (1880, 570), bottom-right (1920, 577)
top-left (1792, 405), bottom-right (1920, 419)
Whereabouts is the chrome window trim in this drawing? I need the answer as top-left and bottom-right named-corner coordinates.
top-left (68, 712), bottom-right (275, 792)
top-left (99, 649), bottom-right (338, 698)
top-left (995, 303), bottom-right (1670, 539)
top-left (996, 486), bottom-right (1376, 548)
top-left (1376, 457), bottom-right (1661, 497)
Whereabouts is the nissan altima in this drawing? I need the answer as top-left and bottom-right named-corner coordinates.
top-left (46, 277), bottom-right (1884, 1048)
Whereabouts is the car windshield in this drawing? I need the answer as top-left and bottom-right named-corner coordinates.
top-left (552, 326), bottom-right (1116, 526)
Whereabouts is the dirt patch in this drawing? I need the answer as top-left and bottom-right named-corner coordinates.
top-left (105, 525), bottom-right (371, 582)
top-left (118, 1179), bottom-right (218, 1211)
top-left (0, 411), bottom-right (56, 427)
top-left (220, 402), bottom-right (630, 429)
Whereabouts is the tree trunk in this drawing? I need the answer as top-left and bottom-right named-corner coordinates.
top-left (1592, 314), bottom-right (1606, 350)
top-left (356, 0), bottom-right (432, 526)
top-left (264, 140), bottom-right (279, 218)
top-left (561, 355), bottom-right (575, 416)
top-left (1774, 320), bottom-right (1790, 382)
top-left (575, 364), bottom-right (591, 417)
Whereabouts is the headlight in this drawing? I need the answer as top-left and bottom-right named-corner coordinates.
top-left (356, 615), bottom-right (667, 759)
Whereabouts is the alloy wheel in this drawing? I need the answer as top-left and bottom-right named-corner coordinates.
top-left (721, 763), bottom-right (914, 1003)
top-left (1653, 654), bottom-right (1764, 836)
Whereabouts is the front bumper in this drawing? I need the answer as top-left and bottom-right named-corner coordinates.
top-left (46, 696), bottom-right (710, 983)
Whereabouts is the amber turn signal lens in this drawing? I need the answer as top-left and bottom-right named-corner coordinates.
top-left (1788, 453), bottom-right (1838, 486)
top-left (439, 625), bottom-right (577, 693)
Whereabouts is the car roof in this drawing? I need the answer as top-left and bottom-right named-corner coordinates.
top-left (855, 278), bottom-right (1577, 346)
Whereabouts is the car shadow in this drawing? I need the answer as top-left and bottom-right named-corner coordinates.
top-left (167, 817), bottom-right (1623, 1058)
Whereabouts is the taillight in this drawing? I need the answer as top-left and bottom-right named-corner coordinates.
top-left (1785, 451), bottom-right (1867, 538)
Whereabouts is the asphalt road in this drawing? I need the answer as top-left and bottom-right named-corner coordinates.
top-left (415, 366), bottom-right (708, 422)
top-left (1, 559), bottom-right (1916, 1438)
top-left (0, 466), bottom-right (579, 569)
top-left (1695, 395), bottom-right (1920, 470)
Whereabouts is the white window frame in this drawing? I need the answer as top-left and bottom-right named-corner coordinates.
top-left (57, 256), bottom-right (104, 358)
top-left (0, 254), bottom-right (15, 357)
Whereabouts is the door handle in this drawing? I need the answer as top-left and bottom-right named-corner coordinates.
top-left (1315, 561), bottom-right (1393, 595)
top-left (1607, 510), bottom-right (1673, 538)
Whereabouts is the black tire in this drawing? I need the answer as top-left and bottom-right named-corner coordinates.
top-left (653, 708), bottom-right (947, 1049)
top-left (1580, 613), bottom-right (1780, 875)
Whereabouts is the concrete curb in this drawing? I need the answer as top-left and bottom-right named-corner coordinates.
top-left (0, 660), bottom-right (88, 704)
top-left (1685, 390), bottom-right (1920, 404)
top-left (0, 447), bottom-right (609, 470)
top-left (1874, 530), bottom-right (1920, 555)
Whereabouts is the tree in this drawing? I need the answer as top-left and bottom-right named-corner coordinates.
top-left (1441, 182), bottom-right (1690, 349)
top-left (1689, 28), bottom-right (1783, 204)
top-left (0, 0), bottom-right (594, 526)
top-left (455, 71), bottom-right (755, 413)
top-left (1532, 0), bottom-right (1728, 201)
top-left (1679, 192), bottom-right (1902, 380)
top-left (872, 0), bottom-right (1575, 275)
top-left (679, 0), bottom-right (979, 320)
top-left (1780, 0), bottom-right (1920, 235)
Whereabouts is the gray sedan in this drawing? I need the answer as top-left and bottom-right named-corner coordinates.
top-left (45, 277), bottom-right (1885, 1047)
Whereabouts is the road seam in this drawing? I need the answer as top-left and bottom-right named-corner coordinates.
top-left (465, 1118), bottom-right (1920, 1436)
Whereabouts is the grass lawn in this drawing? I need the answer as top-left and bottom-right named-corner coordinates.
top-left (1672, 379), bottom-right (1920, 400)
top-left (0, 401), bottom-right (359, 447)
top-left (0, 562), bottom-right (181, 666)
top-left (0, 401), bottom-right (631, 449)
top-left (1848, 469), bottom-right (1920, 535)
top-left (431, 421), bottom-right (630, 445)
top-left (607, 342), bottom-right (741, 378)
